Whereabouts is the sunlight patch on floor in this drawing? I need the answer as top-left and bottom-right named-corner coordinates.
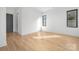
top-left (33, 35), bottom-right (62, 39)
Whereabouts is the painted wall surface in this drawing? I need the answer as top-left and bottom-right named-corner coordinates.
top-left (21, 7), bottom-right (42, 35)
top-left (0, 7), bottom-right (6, 47)
top-left (45, 7), bottom-right (79, 37)
top-left (16, 8), bottom-right (22, 34)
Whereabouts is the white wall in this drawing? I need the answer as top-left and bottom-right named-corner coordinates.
top-left (16, 8), bottom-right (22, 35)
top-left (45, 7), bottom-right (79, 37)
top-left (21, 7), bottom-right (42, 35)
top-left (0, 7), bottom-right (6, 47)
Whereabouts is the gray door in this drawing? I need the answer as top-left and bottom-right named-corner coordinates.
top-left (6, 14), bottom-right (13, 32)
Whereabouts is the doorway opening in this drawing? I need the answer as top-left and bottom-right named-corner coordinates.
top-left (6, 14), bottom-right (13, 33)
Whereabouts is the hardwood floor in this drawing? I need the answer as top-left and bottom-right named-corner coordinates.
top-left (0, 32), bottom-right (79, 51)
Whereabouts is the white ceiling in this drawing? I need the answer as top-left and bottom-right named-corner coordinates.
top-left (36, 7), bottom-right (53, 12)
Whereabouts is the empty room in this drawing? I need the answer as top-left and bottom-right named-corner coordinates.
top-left (0, 7), bottom-right (79, 51)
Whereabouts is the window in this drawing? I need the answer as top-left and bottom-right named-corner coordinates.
top-left (42, 15), bottom-right (47, 26)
